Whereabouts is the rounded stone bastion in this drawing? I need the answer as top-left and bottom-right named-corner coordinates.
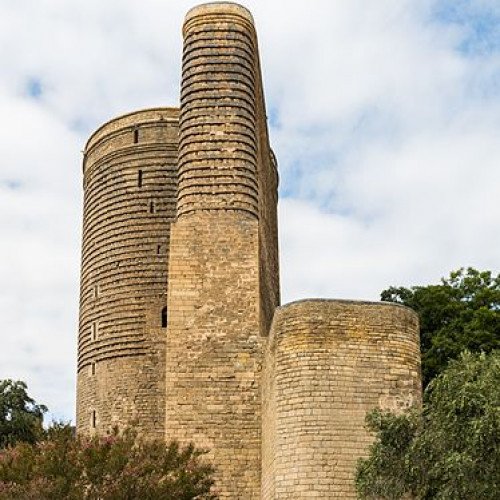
top-left (77, 108), bottom-right (179, 438)
top-left (261, 299), bottom-right (422, 499)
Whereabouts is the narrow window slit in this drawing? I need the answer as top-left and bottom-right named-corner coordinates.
top-left (90, 322), bottom-right (98, 341)
top-left (91, 410), bottom-right (96, 428)
top-left (138, 169), bottom-right (143, 188)
top-left (161, 307), bottom-right (168, 328)
top-left (133, 128), bottom-right (139, 143)
top-left (149, 201), bottom-right (155, 214)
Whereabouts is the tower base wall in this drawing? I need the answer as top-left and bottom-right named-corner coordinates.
top-left (77, 339), bottom-right (165, 439)
top-left (262, 299), bottom-right (422, 499)
top-left (165, 212), bottom-right (263, 499)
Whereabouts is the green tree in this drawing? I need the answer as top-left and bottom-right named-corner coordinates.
top-left (0, 424), bottom-right (217, 499)
top-left (0, 380), bottom-right (47, 449)
top-left (356, 350), bottom-right (500, 499)
top-left (381, 267), bottom-right (500, 386)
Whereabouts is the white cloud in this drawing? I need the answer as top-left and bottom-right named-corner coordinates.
top-left (0, 0), bottom-right (499, 421)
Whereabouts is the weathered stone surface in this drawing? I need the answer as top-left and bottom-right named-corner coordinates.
top-left (262, 300), bottom-right (421, 499)
top-left (77, 108), bottom-right (179, 438)
top-left (166, 212), bottom-right (263, 498)
top-left (76, 3), bottom-right (422, 499)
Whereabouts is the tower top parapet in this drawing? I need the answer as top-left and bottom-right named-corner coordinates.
top-left (84, 107), bottom-right (179, 157)
top-left (184, 2), bottom-right (254, 31)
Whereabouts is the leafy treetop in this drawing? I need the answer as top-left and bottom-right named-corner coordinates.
top-left (0, 380), bottom-right (47, 449)
top-left (381, 267), bottom-right (500, 386)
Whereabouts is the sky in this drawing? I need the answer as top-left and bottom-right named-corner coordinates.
top-left (1, 0), bottom-right (499, 422)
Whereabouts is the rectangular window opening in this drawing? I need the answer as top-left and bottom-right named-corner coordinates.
top-left (90, 322), bottom-right (98, 341)
top-left (91, 410), bottom-right (96, 428)
top-left (161, 306), bottom-right (168, 328)
top-left (138, 169), bottom-right (143, 188)
top-left (91, 362), bottom-right (96, 376)
top-left (149, 201), bottom-right (155, 214)
top-left (133, 129), bottom-right (139, 143)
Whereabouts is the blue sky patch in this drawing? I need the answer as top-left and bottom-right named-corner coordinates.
top-left (434, 0), bottom-right (500, 56)
top-left (268, 106), bottom-right (281, 129)
top-left (26, 77), bottom-right (43, 98)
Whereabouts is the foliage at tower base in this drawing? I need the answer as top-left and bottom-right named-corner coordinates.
top-left (0, 425), bottom-right (217, 500)
top-left (356, 350), bottom-right (500, 499)
top-left (381, 267), bottom-right (500, 387)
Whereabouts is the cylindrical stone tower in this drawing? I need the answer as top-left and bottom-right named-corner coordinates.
top-left (262, 299), bottom-right (422, 499)
top-left (77, 108), bottom-right (178, 438)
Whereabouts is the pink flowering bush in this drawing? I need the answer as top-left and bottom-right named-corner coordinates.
top-left (0, 424), bottom-right (217, 499)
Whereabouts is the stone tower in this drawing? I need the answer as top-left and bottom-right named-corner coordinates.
top-left (77, 3), bottom-right (421, 498)
top-left (77, 108), bottom-right (178, 437)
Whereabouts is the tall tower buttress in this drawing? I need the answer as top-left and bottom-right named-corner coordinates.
top-left (165, 3), bottom-right (279, 498)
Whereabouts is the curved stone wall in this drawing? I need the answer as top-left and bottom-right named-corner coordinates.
top-left (262, 299), bottom-right (422, 499)
top-left (77, 107), bottom-right (178, 437)
top-left (178, 2), bottom-right (259, 217)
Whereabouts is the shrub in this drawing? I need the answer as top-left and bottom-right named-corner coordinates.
top-left (356, 351), bottom-right (500, 499)
top-left (0, 424), bottom-right (217, 499)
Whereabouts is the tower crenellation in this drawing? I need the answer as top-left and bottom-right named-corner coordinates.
top-left (76, 3), bottom-right (422, 498)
